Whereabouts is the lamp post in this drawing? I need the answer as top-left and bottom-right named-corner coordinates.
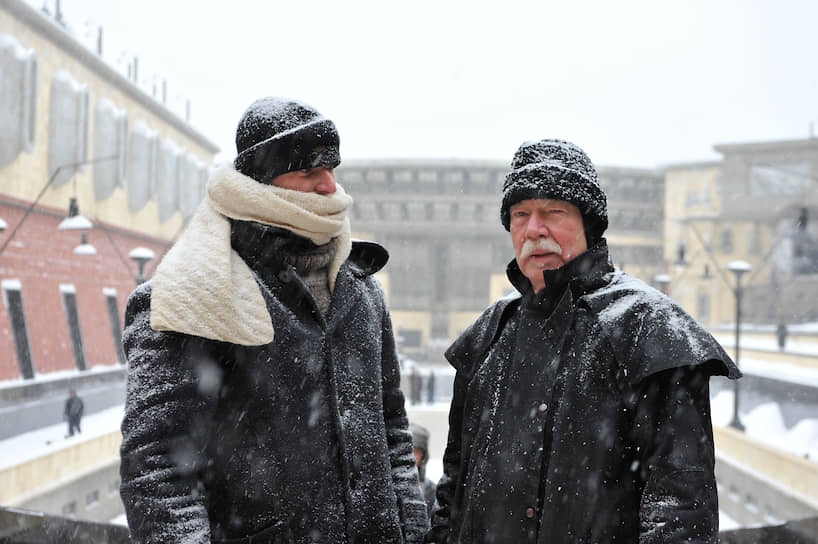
top-left (727, 260), bottom-right (751, 431)
top-left (129, 247), bottom-right (155, 285)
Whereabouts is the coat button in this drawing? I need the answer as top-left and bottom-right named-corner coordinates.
top-left (547, 328), bottom-right (554, 339)
top-left (277, 269), bottom-right (292, 282)
top-left (538, 403), bottom-right (547, 413)
top-left (525, 507), bottom-right (536, 519)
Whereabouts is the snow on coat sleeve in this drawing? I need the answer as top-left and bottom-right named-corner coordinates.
top-left (631, 366), bottom-right (720, 543)
top-left (119, 284), bottom-right (220, 544)
top-left (379, 294), bottom-right (430, 542)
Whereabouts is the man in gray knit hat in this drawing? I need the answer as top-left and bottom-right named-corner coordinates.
top-left (120, 97), bottom-right (428, 543)
top-left (427, 139), bottom-right (740, 543)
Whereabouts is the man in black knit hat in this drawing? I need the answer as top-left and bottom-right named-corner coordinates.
top-left (426, 139), bottom-right (741, 543)
top-left (120, 97), bottom-right (428, 543)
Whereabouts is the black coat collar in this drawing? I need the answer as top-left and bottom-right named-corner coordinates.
top-left (506, 238), bottom-right (615, 307)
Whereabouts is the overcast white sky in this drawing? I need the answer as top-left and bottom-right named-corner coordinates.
top-left (47, 0), bottom-right (818, 168)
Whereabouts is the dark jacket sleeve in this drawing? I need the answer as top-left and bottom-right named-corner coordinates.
top-left (631, 366), bottom-right (719, 544)
top-left (119, 284), bottom-right (221, 544)
top-left (380, 301), bottom-right (430, 542)
top-left (425, 366), bottom-right (468, 544)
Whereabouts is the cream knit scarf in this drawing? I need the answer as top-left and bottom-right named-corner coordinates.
top-left (150, 163), bottom-right (352, 345)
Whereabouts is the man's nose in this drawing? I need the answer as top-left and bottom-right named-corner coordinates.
top-left (525, 214), bottom-right (550, 238)
top-left (314, 169), bottom-right (337, 195)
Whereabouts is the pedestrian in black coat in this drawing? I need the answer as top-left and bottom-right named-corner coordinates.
top-left (427, 140), bottom-right (740, 544)
top-left (120, 97), bottom-right (428, 544)
top-left (63, 388), bottom-right (83, 438)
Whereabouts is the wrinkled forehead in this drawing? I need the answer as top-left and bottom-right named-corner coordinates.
top-left (508, 197), bottom-right (579, 212)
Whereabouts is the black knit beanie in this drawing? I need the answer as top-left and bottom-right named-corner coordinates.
top-left (500, 139), bottom-right (608, 245)
top-left (233, 97), bottom-right (341, 183)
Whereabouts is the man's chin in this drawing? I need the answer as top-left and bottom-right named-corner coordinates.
top-left (527, 255), bottom-right (563, 270)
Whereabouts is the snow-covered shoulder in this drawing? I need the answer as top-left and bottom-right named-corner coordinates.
top-left (582, 271), bottom-right (739, 384)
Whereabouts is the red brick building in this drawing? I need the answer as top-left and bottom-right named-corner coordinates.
top-left (0, 0), bottom-right (218, 381)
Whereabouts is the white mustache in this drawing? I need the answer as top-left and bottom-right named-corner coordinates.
top-left (520, 238), bottom-right (563, 259)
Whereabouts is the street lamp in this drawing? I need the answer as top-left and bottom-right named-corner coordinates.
top-left (0, 156), bottom-right (117, 259)
top-left (57, 196), bottom-right (96, 254)
top-left (129, 246), bottom-right (155, 284)
top-left (727, 259), bottom-right (752, 431)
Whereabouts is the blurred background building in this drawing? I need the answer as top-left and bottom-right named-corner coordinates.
top-left (340, 160), bottom-right (665, 361)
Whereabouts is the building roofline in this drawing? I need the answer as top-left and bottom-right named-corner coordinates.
top-left (1, 0), bottom-right (220, 154)
top-left (597, 165), bottom-right (663, 176)
top-left (713, 137), bottom-right (818, 154)
top-left (661, 160), bottom-right (723, 170)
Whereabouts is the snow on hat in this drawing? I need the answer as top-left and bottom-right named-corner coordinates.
top-left (500, 139), bottom-right (608, 244)
top-left (233, 97), bottom-right (341, 183)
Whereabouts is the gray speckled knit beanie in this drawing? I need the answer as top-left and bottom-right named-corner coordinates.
top-left (500, 139), bottom-right (608, 244)
top-left (233, 97), bottom-right (340, 183)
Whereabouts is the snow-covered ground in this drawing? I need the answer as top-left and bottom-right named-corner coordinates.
top-left (0, 404), bottom-right (124, 471)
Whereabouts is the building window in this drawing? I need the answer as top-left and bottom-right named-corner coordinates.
top-left (60, 284), bottom-right (87, 371)
top-left (0, 33), bottom-right (37, 169)
top-left (156, 138), bottom-right (181, 222)
top-left (697, 292), bottom-right (711, 323)
top-left (127, 120), bottom-right (158, 213)
top-left (104, 288), bottom-right (126, 364)
top-left (178, 153), bottom-right (206, 218)
top-left (109, 478), bottom-right (121, 495)
top-left (418, 170), bottom-right (438, 183)
top-left (1, 279), bottom-right (35, 379)
top-left (748, 223), bottom-right (761, 255)
top-left (86, 489), bottom-right (99, 506)
top-left (749, 162), bottom-right (810, 196)
top-left (49, 71), bottom-right (89, 188)
top-left (93, 97), bottom-right (128, 201)
top-left (720, 227), bottom-right (733, 253)
top-left (398, 328), bottom-right (422, 348)
top-left (394, 170), bottom-right (413, 183)
top-left (62, 501), bottom-right (77, 516)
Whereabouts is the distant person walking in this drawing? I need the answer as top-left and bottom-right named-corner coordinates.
top-left (64, 389), bottom-right (83, 438)
top-left (410, 366), bottom-right (423, 405)
top-left (777, 322), bottom-right (788, 351)
top-left (427, 370), bottom-right (436, 404)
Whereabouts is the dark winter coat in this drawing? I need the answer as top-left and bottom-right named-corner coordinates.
top-left (428, 240), bottom-right (740, 544)
top-left (120, 229), bottom-right (428, 544)
top-left (64, 396), bottom-right (83, 420)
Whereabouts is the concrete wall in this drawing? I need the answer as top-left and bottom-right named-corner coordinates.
top-left (715, 425), bottom-right (818, 526)
top-left (16, 457), bottom-right (123, 523)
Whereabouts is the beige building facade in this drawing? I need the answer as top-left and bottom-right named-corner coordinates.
top-left (664, 138), bottom-right (818, 327)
